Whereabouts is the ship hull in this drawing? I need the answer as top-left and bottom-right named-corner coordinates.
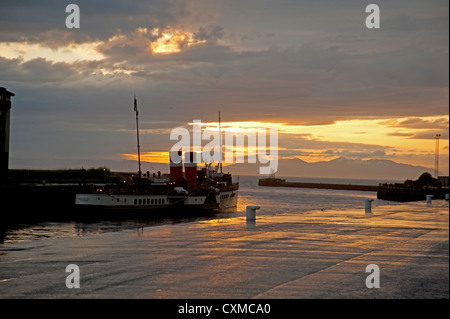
top-left (217, 190), bottom-right (238, 209)
top-left (75, 190), bottom-right (238, 212)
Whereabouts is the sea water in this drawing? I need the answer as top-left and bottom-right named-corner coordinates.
top-left (0, 176), bottom-right (401, 244)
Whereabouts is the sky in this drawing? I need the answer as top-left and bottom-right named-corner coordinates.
top-left (0, 0), bottom-right (448, 177)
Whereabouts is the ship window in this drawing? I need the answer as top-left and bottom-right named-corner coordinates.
top-left (139, 199), bottom-right (142, 205)
top-left (134, 199), bottom-right (137, 205)
top-left (158, 198), bottom-right (161, 204)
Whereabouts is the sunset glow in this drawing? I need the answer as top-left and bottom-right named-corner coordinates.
top-left (122, 152), bottom-right (169, 164)
top-left (0, 41), bottom-right (104, 62)
top-left (1, 1), bottom-right (447, 178)
top-left (119, 116), bottom-right (448, 174)
top-left (150, 30), bottom-right (206, 54)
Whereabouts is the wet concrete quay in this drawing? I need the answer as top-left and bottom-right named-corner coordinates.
top-left (0, 201), bottom-right (448, 299)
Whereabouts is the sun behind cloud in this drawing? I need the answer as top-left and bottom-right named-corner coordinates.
top-left (150, 28), bottom-right (206, 54)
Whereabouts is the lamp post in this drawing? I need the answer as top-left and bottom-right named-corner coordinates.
top-left (435, 134), bottom-right (441, 179)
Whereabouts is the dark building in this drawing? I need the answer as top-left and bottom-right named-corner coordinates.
top-left (438, 176), bottom-right (449, 188)
top-left (0, 87), bottom-right (14, 183)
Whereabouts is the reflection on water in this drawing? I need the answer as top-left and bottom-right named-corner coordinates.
top-left (236, 176), bottom-right (398, 216)
top-left (1, 176), bottom-right (398, 244)
top-left (0, 211), bottom-right (238, 244)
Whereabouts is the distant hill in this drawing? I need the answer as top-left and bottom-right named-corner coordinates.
top-left (223, 157), bottom-right (434, 181)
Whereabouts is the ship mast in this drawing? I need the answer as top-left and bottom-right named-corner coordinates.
top-left (219, 111), bottom-right (223, 173)
top-left (134, 95), bottom-right (142, 178)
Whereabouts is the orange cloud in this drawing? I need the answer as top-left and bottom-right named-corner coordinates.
top-left (150, 29), bottom-right (206, 54)
top-left (122, 151), bottom-right (169, 163)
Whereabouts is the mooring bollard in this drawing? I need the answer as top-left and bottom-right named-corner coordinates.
top-left (246, 205), bottom-right (260, 221)
top-left (365, 199), bottom-right (374, 213)
top-left (445, 194), bottom-right (449, 202)
top-left (426, 195), bottom-right (433, 205)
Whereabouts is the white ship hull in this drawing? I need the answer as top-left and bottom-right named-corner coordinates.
top-left (217, 190), bottom-right (238, 209)
top-left (75, 194), bottom-right (169, 209)
top-left (75, 189), bottom-right (238, 211)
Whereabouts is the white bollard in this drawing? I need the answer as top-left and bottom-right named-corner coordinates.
top-left (426, 195), bottom-right (433, 205)
top-left (365, 199), bottom-right (374, 213)
top-left (246, 205), bottom-right (260, 221)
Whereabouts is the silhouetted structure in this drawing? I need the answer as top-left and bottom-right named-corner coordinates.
top-left (377, 172), bottom-right (446, 202)
top-left (0, 87), bottom-right (14, 184)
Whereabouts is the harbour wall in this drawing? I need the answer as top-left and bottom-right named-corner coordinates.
top-left (258, 179), bottom-right (379, 192)
top-left (258, 178), bottom-right (448, 202)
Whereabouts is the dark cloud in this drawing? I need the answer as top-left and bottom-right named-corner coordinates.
top-left (381, 117), bottom-right (449, 130)
top-left (387, 131), bottom-right (415, 138)
top-left (0, 56), bottom-right (134, 86)
top-left (409, 131), bottom-right (449, 140)
top-left (0, 0), bottom-right (190, 47)
top-left (194, 24), bottom-right (225, 42)
top-left (278, 133), bottom-right (393, 153)
top-left (323, 149), bottom-right (394, 160)
top-left (383, 117), bottom-right (449, 140)
top-left (1, 0), bottom-right (448, 171)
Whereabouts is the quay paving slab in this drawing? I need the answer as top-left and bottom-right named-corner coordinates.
top-left (0, 201), bottom-right (448, 298)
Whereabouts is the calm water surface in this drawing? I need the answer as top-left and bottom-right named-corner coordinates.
top-left (1, 176), bottom-right (401, 244)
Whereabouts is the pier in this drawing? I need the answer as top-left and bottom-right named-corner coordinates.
top-left (258, 178), bottom-right (380, 192)
top-left (259, 174), bottom-right (449, 202)
top-left (1, 168), bottom-right (117, 224)
top-left (0, 200), bottom-right (448, 299)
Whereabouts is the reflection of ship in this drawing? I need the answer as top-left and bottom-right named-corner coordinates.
top-left (75, 97), bottom-right (238, 211)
